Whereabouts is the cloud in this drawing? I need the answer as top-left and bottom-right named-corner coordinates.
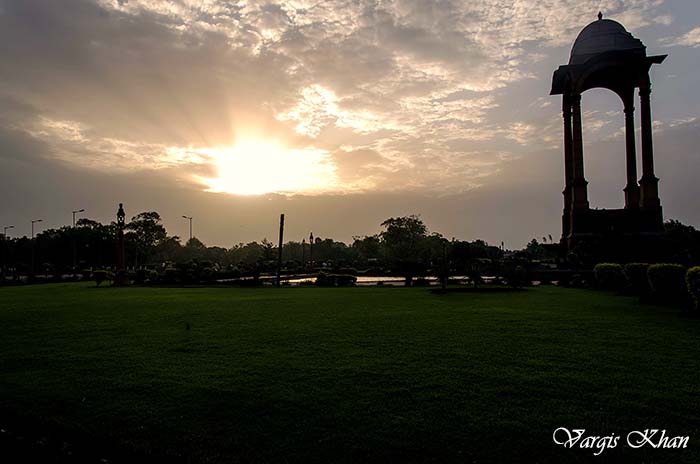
top-left (661, 27), bottom-right (700, 48)
top-left (5, 0), bottom-right (700, 246)
top-left (0, 0), bottom-right (675, 197)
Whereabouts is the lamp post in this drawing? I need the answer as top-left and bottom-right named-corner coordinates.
top-left (72, 209), bottom-right (85, 227)
top-left (2, 225), bottom-right (14, 282)
top-left (182, 216), bottom-right (193, 243)
top-left (309, 232), bottom-right (314, 271)
top-left (277, 214), bottom-right (284, 287)
top-left (72, 209), bottom-right (85, 273)
top-left (31, 219), bottom-right (42, 239)
top-left (31, 219), bottom-right (42, 280)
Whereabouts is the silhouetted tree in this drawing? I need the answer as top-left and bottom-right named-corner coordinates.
top-left (125, 212), bottom-right (168, 266)
top-left (380, 215), bottom-right (429, 286)
top-left (665, 220), bottom-right (700, 265)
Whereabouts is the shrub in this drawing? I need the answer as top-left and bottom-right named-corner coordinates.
top-left (201, 267), bottom-right (215, 283)
top-left (594, 263), bottom-right (625, 291)
top-left (505, 265), bottom-right (528, 288)
top-left (135, 268), bottom-right (148, 284)
top-left (647, 264), bottom-right (686, 299)
top-left (623, 263), bottom-right (651, 294)
top-left (686, 267), bottom-right (700, 311)
top-left (315, 272), bottom-right (357, 287)
top-left (315, 271), bottom-right (331, 287)
top-left (93, 269), bottom-right (110, 287)
top-left (81, 269), bottom-right (92, 281)
top-left (413, 277), bottom-right (430, 287)
top-left (162, 267), bottom-right (179, 284)
top-left (335, 274), bottom-right (357, 286)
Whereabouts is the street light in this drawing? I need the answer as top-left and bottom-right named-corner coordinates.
top-left (2, 225), bottom-right (14, 282)
top-left (31, 219), bottom-right (43, 239)
top-left (182, 215), bottom-right (193, 242)
top-left (72, 208), bottom-right (85, 227)
top-left (31, 219), bottom-right (42, 280)
top-left (72, 209), bottom-right (85, 273)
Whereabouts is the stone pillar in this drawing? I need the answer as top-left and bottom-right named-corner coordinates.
top-left (570, 93), bottom-right (589, 209)
top-left (562, 94), bottom-right (574, 239)
top-left (639, 85), bottom-right (660, 209)
top-left (623, 95), bottom-right (640, 208)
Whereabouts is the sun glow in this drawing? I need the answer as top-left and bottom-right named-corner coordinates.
top-left (196, 139), bottom-right (337, 195)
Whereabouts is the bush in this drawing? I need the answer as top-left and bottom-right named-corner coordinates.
top-left (413, 277), bottom-right (430, 287)
top-left (80, 269), bottom-right (92, 281)
top-left (162, 267), bottom-right (179, 284)
top-left (135, 268), bottom-right (148, 284)
top-left (201, 267), bottom-right (215, 283)
top-left (647, 264), bottom-right (686, 300)
top-left (623, 263), bottom-right (651, 294)
top-left (336, 274), bottom-right (357, 286)
top-left (686, 267), bottom-right (700, 311)
top-left (594, 263), bottom-right (625, 291)
top-left (315, 272), bottom-right (357, 287)
top-left (315, 271), bottom-right (331, 286)
top-left (93, 269), bottom-right (111, 287)
top-left (505, 265), bottom-right (528, 288)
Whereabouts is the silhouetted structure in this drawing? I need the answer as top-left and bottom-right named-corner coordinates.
top-left (309, 232), bottom-right (314, 271)
top-left (114, 203), bottom-right (128, 286)
top-left (551, 13), bottom-right (667, 260)
top-left (30, 219), bottom-right (42, 280)
top-left (277, 214), bottom-right (285, 287)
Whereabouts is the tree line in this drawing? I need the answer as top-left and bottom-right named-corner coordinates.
top-left (0, 212), bottom-right (507, 284)
top-left (3, 211), bottom-right (699, 285)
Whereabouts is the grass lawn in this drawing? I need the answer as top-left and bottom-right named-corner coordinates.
top-left (0, 283), bottom-right (699, 463)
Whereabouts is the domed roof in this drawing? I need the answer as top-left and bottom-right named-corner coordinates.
top-left (569, 16), bottom-right (646, 65)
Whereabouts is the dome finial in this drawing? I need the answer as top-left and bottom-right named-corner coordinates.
top-left (598, 11), bottom-right (603, 20)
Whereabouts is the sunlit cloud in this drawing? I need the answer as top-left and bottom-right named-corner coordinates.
top-left (193, 140), bottom-right (338, 195)
top-left (0, 0), bottom-right (685, 202)
top-left (661, 27), bottom-right (700, 48)
top-left (277, 84), bottom-right (383, 138)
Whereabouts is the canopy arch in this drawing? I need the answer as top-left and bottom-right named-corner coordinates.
top-left (550, 13), bottom-right (666, 248)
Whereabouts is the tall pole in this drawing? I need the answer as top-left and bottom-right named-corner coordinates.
top-left (301, 238), bottom-right (306, 271)
top-left (182, 216), bottom-right (193, 242)
top-left (309, 232), bottom-right (314, 271)
top-left (72, 209), bottom-right (85, 273)
top-left (72, 209), bottom-right (85, 227)
top-left (441, 239), bottom-right (448, 291)
top-left (276, 214), bottom-right (285, 287)
top-left (31, 219), bottom-right (42, 280)
top-left (114, 203), bottom-right (127, 286)
top-left (2, 225), bottom-right (14, 283)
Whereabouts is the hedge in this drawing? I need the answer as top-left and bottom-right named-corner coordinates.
top-left (623, 263), bottom-right (651, 294)
top-left (93, 269), bottom-right (112, 287)
top-left (647, 263), bottom-right (686, 299)
top-left (316, 272), bottom-right (357, 287)
top-left (686, 267), bottom-right (700, 311)
top-left (594, 263), bottom-right (625, 290)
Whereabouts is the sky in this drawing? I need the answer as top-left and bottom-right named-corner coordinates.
top-left (0, 0), bottom-right (698, 248)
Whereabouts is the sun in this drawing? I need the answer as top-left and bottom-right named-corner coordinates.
top-left (195, 139), bottom-right (337, 195)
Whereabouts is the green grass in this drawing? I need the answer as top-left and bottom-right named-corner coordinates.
top-left (1, 284), bottom-right (699, 463)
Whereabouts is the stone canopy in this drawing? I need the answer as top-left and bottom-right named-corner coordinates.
top-left (550, 14), bottom-right (668, 258)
